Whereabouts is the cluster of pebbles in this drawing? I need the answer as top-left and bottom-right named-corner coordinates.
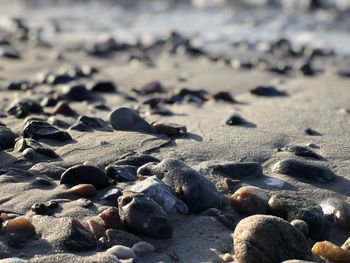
top-left (0, 13), bottom-right (350, 263)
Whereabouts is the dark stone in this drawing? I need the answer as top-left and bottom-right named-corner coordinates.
top-left (137, 158), bottom-right (224, 213)
top-left (281, 145), bottom-right (323, 159)
top-left (115, 153), bottom-right (160, 168)
top-left (268, 194), bottom-right (326, 240)
top-left (106, 229), bottom-right (141, 247)
top-left (7, 99), bottom-right (43, 118)
top-left (77, 115), bottom-right (112, 132)
top-left (250, 86), bottom-right (286, 96)
top-left (233, 215), bottom-right (312, 263)
top-left (319, 198), bottom-right (350, 230)
top-left (59, 83), bottom-right (92, 101)
top-left (64, 219), bottom-right (97, 252)
top-left (60, 164), bottom-right (109, 189)
top-left (118, 192), bottom-right (173, 239)
top-left (90, 81), bottom-right (117, 93)
top-left (6, 80), bottom-right (31, 91)
top-left (105, 165), bottom-right (137, 182)
top-left (53, 101), bottom-right (76, 116)
top-left (202, 161), bottom-right (263, 179)
top-left (21, 121), bottom-right (72, 141)
top-left (0, 126), bottom-right (16, 150)
top-left (109, 107), bottom-right (156, 134)
top-left (133, 81), bottom-right (165, 95)
top-left (40, 96), bottom-right (58, 107)
top-left (69, 122), bottom-right (90, 132)
top-left (213, 91), bottom-right (236, 103)
top-left (100, 188), bottom-right (123, 202)
top-left (272, 158), bottom-right (335, 183)
top-left (299, 63), bottom-right (315, 76)
top-left (47, 73), bottom-right (75, 85)
top-left (225, 114), bottom-right (249, 126)
top-left (31, 203), bottom-right (47, 215)
top-left (304, 128), bottom-right (321, 136)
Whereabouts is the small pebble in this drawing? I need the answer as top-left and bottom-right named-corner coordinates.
top-left (106, 245), bottom-right (136, 260)
top-left (312, 241), bottom-right (350, 263)
top-left (99, 207), bottom-right (122, 229)
top-left (132, 241), bottom-right (154, 255)
top-left (3, 217), bottom-right (36, 238)
top-left (152, 121), bottom-right (187, 135)
top-left (68, 184), bottom-right (97, 198)
top-left (83, 219), bottom-right (106, 239)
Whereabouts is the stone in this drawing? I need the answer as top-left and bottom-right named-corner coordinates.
top-left (118, 192), bottom-right (173, 239)
top-left (132, 241), bottom-right (154, 255)
top-left (31, 203), bottom-right (48, 215)
top-left (76, 115), bottom-right (112, 132)
top-left (99, 207), bottom-right (122, 229)
top-left (152, 121), bottom-right (187, 136)
top-left (0, 45), bottom-right (20, 59)
top-left (268, 194), bottom-right (326, 240)
top-left (225, 114), bottom-right (249, 126)
top-left (212, 91), bottom-right (236, 103)
top-left (319, 198), bottom-right (350, 230)
top-left (105, 165), bottom-right (137, 182)
top-left (59, 82), bottom-right (92, 101)
top-left (6, 80), bottom-right (31, 91)
top-left (229, 186), bottom-right (269, 215)
top-left (106, 245), bottom-right (136, 259)
top-left (200, 208), bottom-right (238, 230)
top-left (3, 217), bottom-right (36, 238)
top-left (304, 128), bottom-right (321, 136)
top-left (312, 241), bottom-right (350, 262)
top-left (137, 158), bottom-right (223, 213)
top-left (28, 162), bottom-right (65, 180)
top-left (21, 121), bottom-right (72, 141)
top-left (68, 184), bottom-right (97, 198)
top-left (83, 219), bottom-right (106, 239)
top-left (109, 107), bottom-right (156, 134)
top-left (281, 145), bottom-right (322, 160)
top-left (115, 153), bottom-right (160, 167)
top-left (0, 126), bottom-right (16, 150)
top-left (7, 99), bottom-right (43, 118)
top-left (105, 229), bottom-right (141, 247)
top-left (250, 86), bottom-right (286, 96)
top-left (60, 164), bottom-right (109, 189)
top-left (99, 188), bottom-right (123, 203)
top-left (342, 237), bottom-right (350, 250)
top-left (133, 81), bottom-right (165, 95)
top-left (130, 176), bottom-right (188, 214)
top-left (90, 81), bottom-right (117, 93)
top-left (290, 220), bottom-right (309, 237)
top-left (47, 73), bottom-right (75, 85)
top-left (53, 101), bottom-right (76, 116)
top-left (233, 215), bottom-right (312, 263)
top-left (272, 158), bottom-right (335, 183)
top-left (202, 161), bottom-right (263, 179)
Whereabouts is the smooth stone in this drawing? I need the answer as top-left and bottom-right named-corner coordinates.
top-left (53, 101), bottom-right (76, 116)
top-left (105, 165), bottom-right (137, 182)
top-left (59, 83), bottom-right (92, 101)
top-left (77, 115), bottom-right (112, 132)
top-left (47, 73), bottom-right (75, 85)
top-left (106, 245), bottom-right (136, 259)
top-left (99, 207), bottom-right (122, 229)
top-left (137, 158), bottom-right (223, 213)
top-left (291, 220), bottom-right (309, 237)
top-left (115, 153), bottom-right (160, 168)
top-left (212, 91), bottom-right (236, 103)
top-left (68, 184), bottom-right (97, 198)
top-left (282, 261), bottom-right (317, 263)
top-left (0, 258), bottom-right (28, 263)
top-left (229, 186), bottom-right (269, 215)
top-left (28, 162), bottom-right (65, 180)
top-left (6, 80), bottom-right (31, 91)
top-left (281, 145), bottom-right (323, 159)
top-left (60, 164), bottom-right (109, 189)
top-left (31, 203), bottom-right (48, 215)
top-left (268, 194), bottom-right (326, 240)
top-left (3, 217), bottom-right (36, 238)
top-left (109, 107), bottom-right (156, 134)
top-left (225, 114), bottom-right (249, 126)
top-left (99, 188), bottom-right (123, 203)
top-left (132, 241), bottom-right (154, 255)
top-left (105, 229), bottom-right (141, 247)
top-left (0, 45), bottom-right (20, 59)
top-left (83, 219), bottom-right (106, 239)
top-left (152, 121), bottom-right (187, 135)
top-left (40, 96), bottom-right (58, 107)
top-left (203, 161), bottom-right (263, 179)
top-left (250, 86), bottom-right (286, 96)
top-left (272, 158), bottom-right (335, 182)
top-left (233, 215), bottom-right (312, 263)
top-left (304, 128), bottom-right (321, 136)
top-left (319, 198), bottom-right (350, 230)
top-left (0, 126), bottom-right (16, 150)
top-left (133, 81), bottom-right (165, 95)
top-left (21, 121), bottom-right (72, 141)
top-left (130, 176), bottom-right (188, 214)
top-left (7, 99), bottom-right (43, 118)
top-left (90, 81), bottom-right (117, 93)
top-left (118, 192), bottom-right (173, 239)
top-left (312, 241), bottom-right (350, 262)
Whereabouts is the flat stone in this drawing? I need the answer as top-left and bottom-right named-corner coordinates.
top-left (90, 81), bottom-right (117, 93)
top-left (281, 145), bottom-right (323, 160)
top-left (115, 153), bottom-right (160, 168)
top-left (0, 126), bottom-right (16, 150)
top-left (105, 229), bottom-right (141, 247)
top-left (7, 99), bottom-right (43, 118)
top-left (21, 121), bottom-right (72, 141)
top-left (202, 161), bottom-right (263, 179)
top-left (105, 165), bottom-right (137, 182)
top-left (106, 245), bottom-right (136, 259)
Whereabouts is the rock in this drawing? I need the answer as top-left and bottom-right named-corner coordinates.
top-left (0, 45), bottom-right (20, 59)
top-left (281, 145), bottom-right (323, 160)
top-left (28, 162), bottom-right (65, 180)
top-left (76, 115), bottom-right (112, 132)
top-left (46, 73), bottom-right (75, 85)
top-left (7, 99), bottom-right (43, 118)
top-left (281, 261), bottom-right (317, 263)
top-left (64, 219), bottom-right (97, 251)
top-left (130, 176), bottom-right (188, 214)
top-left (59, 82), bottom-right (92, 101)
top-left (99, 188), bottom-right (123, 203)
top-left (109, 107), bottom-right (156, 134)
top-left (31, 203), bottom-right (48, 215)
top-left (15, 138), bottom-right (58, 159)
top-left (132, 241), bottom-right (154, 255)
top-left (312, 241), bottom-right (350, 263)
top-left (272, 158), bottom-right (335, 183)
top-left (106, 245), bottom-right (136, 259)
top-left (268, 194), bottom-right (326, 240)
top-left (0, 258), bottom-right (28, 263)
top-left (304, 128), bottom-right (321, 136)
top-left (319, 198), bottom-right (350, 230)
top-left (250, 86), bottom-right (286, 96)
top-left (229, 186), bottom-right (269, 215)
top-left (212, 91), bottom-right (236, 103)
top-left (133, 81), bottom-right (165, 95)
top-left (21, 120), bottom-right (72, 141)
top-left (291, 220), bottom-right (309, 237)
top-left (225, 114), bottom-right (249, 126)
top-left (233, 215), bottom-right (312, 263)
top-left (53, 101), bottom-right (76, 116)
top-left (105, 165), bottom-right (137, 182)
top-left (68, 184), bottom-right (97, 198)
top-left (90, 81), bottom-right (117, 93)
top-left (0, 126), bottom-right (16, 150)
top-left (6, 80), bottom-right (31, 91)
top-left (40, 96), bottom-right (58, 107)
top-left (137, 158), bottom-right (223, 213)
top-left (3, 217), bottom-right (36, 238)
top-left (299, 62), bottom-right (315, 76)
top-left (83, 219), bottom-right (106, 239)
top-left (342, 237), bottom-right (350, 250)
top-left (99, 207), bottom-right (122, 229)
top-left (118, 192), bottom-right (173, 239)
top-left (115, 153), bottom-right (160, 167)
top-left (152, 121), bottom-right (187, 135)
top-left (105, 229), bottom-right (141, 247)
top-left (202, 161), bottom-right (263, 179)
top-left (60, 164), bottom-right (109, 189)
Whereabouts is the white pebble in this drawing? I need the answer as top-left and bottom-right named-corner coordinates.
top-left (132, 241), bottom-right (155, 255)
top-left (107, 245), bottom-right (136, 259)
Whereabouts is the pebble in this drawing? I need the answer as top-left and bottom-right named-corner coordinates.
top-left (83, 218), bottom-right (106, 239)
top-left (133, 80), bottom-right (165, 95)
top-left (59, 82), bottom-right (92, 101)
top-left (21, 120), bottom-right (72, 141)
top-left (115, 153), bottom-right (160, 167)
top-left (268, 194), bottom-right (326, 240)
top-left (299, 62), bottom-right (315, 76)
top-left (233, 215), bottom-right (312, 263)
top-left (118, 192), bottom-right (173, 239)
top-left (130, 176), bottom-right (188, 214)
top-left (53, 101), bottom-right (76, 116)
top-left (304, 128), bottom-right (321, 136)
top-left (212, 91), bottom-right (236, 103)
top-left (60, 164), bottom-right (109, 189)
top-left (250, 86), bottom-right (286, 96)
top-left (0, 126), bottom-right (16, 150)
top-left (105, 229), bottom-right (141, 247)
top-left (90, 80), bottom-right (117, 93)
top-left (132, 241), bottom-right (154, 255)
top-left (0, 45), bottom-right (20, 59)
top-left (109, 107), bottom-right (156, 134)
top-left (229, 186), bottom-right (269, 215)
top-left (99, 207), bottom-right (122, 229)
top-left (137, 158), bottom-right (223, 213)
top-left (3, 217), bottom-right (36, 238)
top-left (225, 114), bottom-right (249, 126)
top-left (31, 203), bottom-right (48, 215)
top-left (63, 219), bottom-right (97, 251)
top-left (7, 99), bottom-right (43, 118)
top-left (319, 198), bottom-right (350, 230)
top-left (281, 144), bottom-right (323, 159)
top-left (40, 96), bottom-right (58, 107)
top-left (6, 80), bottom-right (31, 91)
top-left (68, 184), bottom-right (97, 198)
top-left (152, 121), bottom-right (187, 136)
top-left (47, 73), bottom-right (75, 85)
top-left (99, 188), bottom-right (123, 203)
top-left (203, 161), bottom-right (263, 179)
top-left (272, 158), bottom-right (335, 182)
top-left (290, 220), bottom-right (309, 237)
top-left (312, 241), bottom-right (350, 263)
top-left (105, 165), bottom-right (137, 182)
top-left (76, 115), bottom-right (112, 132)
top-left (106, 245), bottom-right (136, 260)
